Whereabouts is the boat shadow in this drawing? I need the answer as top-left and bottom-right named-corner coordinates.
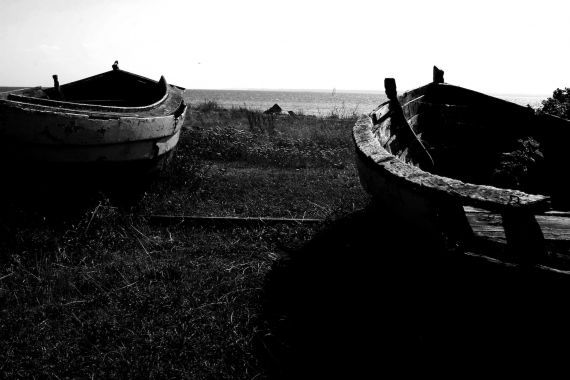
top-left (257, 205), bottom-right (570, 378)
top-left (0, 169), bottom-right (151, 224)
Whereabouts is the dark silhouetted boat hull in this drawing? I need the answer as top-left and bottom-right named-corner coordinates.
top-left (354, 67), bottom-right (570, 272)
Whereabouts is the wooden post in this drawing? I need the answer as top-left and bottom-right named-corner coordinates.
top-left (433, 66), bottom-right (444, 84)
top-left (382, 75), bottom-right (472, 251)
top-left (502, 210), bottom-right (546, 265)
top-left (52, 75), bottom-right (65, 101)
top-left (384, 77), bottom-right (435, 170)
top-left (384, 78), bottom-right (397, 101)
top-left (435, 199), bottom-right (475, 250)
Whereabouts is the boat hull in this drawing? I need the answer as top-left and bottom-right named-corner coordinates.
top-left (0, 69), bottom-right (188, 208)
top-left (0, 90), bottom-right (186, 162)
top-left (354, 72), bottom-right (570, 271)
top-left (0, 108), bottom-right (184, 162)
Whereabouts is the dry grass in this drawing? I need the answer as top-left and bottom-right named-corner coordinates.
top-left (0, 101), bottom-right (370, 379)
top-left (2, 99), bottom-right (570, 378)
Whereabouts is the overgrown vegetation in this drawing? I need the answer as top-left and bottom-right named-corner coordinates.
top-left (536, 87), bottom-right (570, 119)
top-left (245, 109), bottom-right (277, 134)
top-left (492, 137), bottom-right (543, 190)
top-left (492, 87), bottom-right (570, 192)
top-left (0, 99), bottom-right (368, 378)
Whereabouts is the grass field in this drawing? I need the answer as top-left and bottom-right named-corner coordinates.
top-left (0, 101), bottom-right (377, 378)
top-left (4, 97), bottom-right (570, 378)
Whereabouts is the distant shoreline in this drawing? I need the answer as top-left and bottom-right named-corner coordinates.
top-left (0, 86), bottom-right (26, 92)
top-left (186, 88), bottom-right (549, 98)
top-left (1, 85), bottom-right (549, 99)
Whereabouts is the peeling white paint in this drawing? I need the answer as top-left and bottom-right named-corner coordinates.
top-left (0, 89), bottom-right (187, 163)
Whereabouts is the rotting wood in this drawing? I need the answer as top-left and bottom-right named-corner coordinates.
top-left (380, 79), bottom-right (434, 169)
top-left (464, 207), bottom-right (570, 241)
top-left (353, 66), bottom-right (570, 269)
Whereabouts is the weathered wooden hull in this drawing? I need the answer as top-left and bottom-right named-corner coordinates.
top-left (0, 81), bottom-right (186, 161)
top-left (354, 69), bottom-right (570, 272)
top-left (0, 103), bottom-right (185, 162)
top-left (2, 130), bottom-right (181, 163)
top-left (0, 69), bottom-right (187, 201)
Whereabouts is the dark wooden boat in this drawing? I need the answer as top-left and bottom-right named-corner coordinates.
top-left (0, 63), bottom-right (187, 204)
top-left (353, 67), bottom-right (570, 273)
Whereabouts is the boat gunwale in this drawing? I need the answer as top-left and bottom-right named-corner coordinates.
top-left (0, 85), bottom-right (185, 119)
top-left (4, 80), bottom-right (169, 115)
top-left (6, 89), bottom-right (168, 113)
top-left (0, 69), bottom-right (179, 114)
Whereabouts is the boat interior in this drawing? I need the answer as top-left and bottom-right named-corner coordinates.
top-left (0, 69), bottom-right (169, 111)
top-left (371, 81), bottom-right (570, 209)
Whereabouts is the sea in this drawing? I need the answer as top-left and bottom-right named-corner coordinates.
top-left (1, 86), bottom-right (547, 116)
top-left (183, 89), bottom-right (548, 116)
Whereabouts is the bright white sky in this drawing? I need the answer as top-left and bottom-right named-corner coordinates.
top-left (1, 0), bottom-right (568, 95)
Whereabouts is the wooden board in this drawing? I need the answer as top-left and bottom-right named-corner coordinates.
top-left (465, 206), bottom-right (570, 241)
top-left (146, 215), bottom-right (322, 228)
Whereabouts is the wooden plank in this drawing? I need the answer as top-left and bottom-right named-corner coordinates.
top-left (464, 206), bottom-right (570, 217)
top-left (464, 207), bottom-right (570, 241)
top-left (146, 215), bottom-right (323, 228)
top-left (462, 250), bottom-right (570, 276)
top-left (398, 83), bottom-right (432, 106)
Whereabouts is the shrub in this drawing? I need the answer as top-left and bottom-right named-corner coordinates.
top-left (245, 109), bottom-right (277, 134)
top-left (492, 137), bottom-right (543, 190)
top-left (193, 98), bottom-right (222, 113)
top-left (536, 87), bottom-right (570, 119)
top-left (326, 101), bottom-right (360, 119)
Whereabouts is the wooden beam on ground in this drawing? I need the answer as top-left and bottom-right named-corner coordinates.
top-left (464, 206), bottom-right (570, 241)
top-left (145, 215), bottom-right (323, 228)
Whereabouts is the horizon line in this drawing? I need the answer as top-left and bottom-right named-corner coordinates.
top-left (186, 87), bottom-right (551, 97)
top-left (0, 85), bottom-right (550, 97)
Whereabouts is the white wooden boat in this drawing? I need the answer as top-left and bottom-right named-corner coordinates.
top-left (353, 67), bottom-right (570, 271)
top-left (0, 63), bottom-right (187, 202)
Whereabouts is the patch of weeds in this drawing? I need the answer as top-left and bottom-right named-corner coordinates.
top-left (492, 136), bottom-right (543, 191)
top-left (536, 87), bottom-right (570, 119)
top-left (193, 98), bottom-right (223, 113)
top-left (326, 100), bottom-right (360, 119)
top-left (181, 104), bottom-right (356, 170)
top-left (245, 109), bottom-right (277, 134)
top-left (0, 101), bottom-right (369, 378)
